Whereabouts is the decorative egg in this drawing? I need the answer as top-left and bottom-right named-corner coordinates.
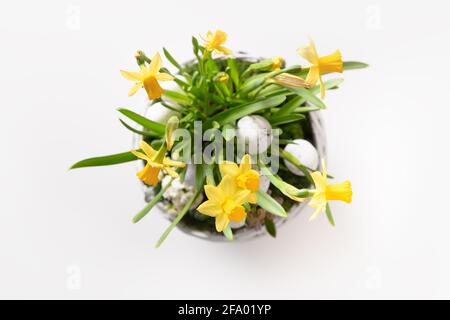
top-left (283, 139), bottom-right (319, 176)
top-left (237, 115), bottom-right (273, 155)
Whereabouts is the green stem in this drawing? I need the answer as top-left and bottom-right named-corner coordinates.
top-left (133, 179), bottom-right (174, 223)
top-left (155, 177), bottom-right (206, 248)
top-left (279, 148), bottom-right (313, 183)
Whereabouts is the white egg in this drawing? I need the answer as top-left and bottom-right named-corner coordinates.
top-left (283, 139), bottom-right (319, 176)
top-left (237, 115), bottom-right (273, 155)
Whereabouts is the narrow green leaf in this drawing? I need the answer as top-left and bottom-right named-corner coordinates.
top-left (325, 203), bottom-right (335, 227)
top-left (210, 95), bottom-right (286, 126)
top-left (117, 108), bottom-right (165, 135)
top-left (192, 36), bottom-right (200, 57)
top-left (223, 225), bottom-right (234, 240)
top-left (343, 61), bottom-right (369, 70)
top-left (264, 217), bottom-right (277, 238)
top-left (163, 47), bottom-right (182, 71)
top-left (279, 148), bottom-right (312, 182)
top-left (240, 65), bottom-right (302, 94)
top-left (119, 119), bottom-right (158, 137)
top-left (310, 78), bottom-right (344, 95)
top-left (284, 87), bottom-right (326, 109)
top-left (274, 96), bottom-right (305, 116)
top-left (133, 179), bottom-right (174, 223)
top-left (256, 191), bottom-right (287, 218)
top-left (162, 90), bottom-right (193, 106)
top-left (270, 114), bottom-right (305, 126)
top-left (227, 58), bottom-right (240, 88)
top-left (155, 178), bottom-right (205, 248)
top-left (70, 151), bottom-right (137, 169)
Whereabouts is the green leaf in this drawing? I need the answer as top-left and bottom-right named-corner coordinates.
top-left (117, 108), bottom-right (165, 135)
top-left (119, 119), bottom-right (158, 137)
top-left (155, 178), bottom-right (205, 248)
top-left (264, 217), bottom-right (277, 238)
top-left (192, 36), bottom-right (200, 57)
top-left (209, 95), bottom-right (286, 126)
top-left (163, 47), bottom-right (182, 71)
top-left (325, 203), bottom-right (335, 227)
top-left (227, 58), bottom-right (240, 88)
top-left (256, 191), bottom-right (287, 218)
top-left (270, 114), bottom-right (305, 126)
top-left (274, 96), bottom-right (305, 117)
top-left (223, 225), bottom-right (234, 240)
top-left (162, 90), bottom-right (193, 106)
top-left (279, 148), bottom-right (312, 182)
top-left (284, 87), bottom-right (326, 109)
top-left (343, 61), bottom-right (369, 70)
top-left (133, 179), bottom-right (174, 223)
top-left (310, 78), bottom-right (344, 95)
top-left (258, 161), bottom-right (310, 200)
top-left (70, 151), bottom-right (137, 169)
top-left (240, 65), bottom-right (302, 94)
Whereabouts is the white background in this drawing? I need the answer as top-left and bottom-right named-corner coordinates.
top-left (1, 0), bottom-right (449, 299)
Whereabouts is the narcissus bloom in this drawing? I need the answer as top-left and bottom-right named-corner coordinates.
top-left (308, 160), bottom-right (352, 221)
top-left (203, 30), bottom-right (232, 55)
top-left (197, 175), bottom-right (250, 232)
top-left (271, 56), bottom-right (285, 71)
top-left (219, 154), bottom-right (260, 204)
top-left (131, 141), bottom-right (185, 186)
top-left (297, 39), bottom-right (343, 99)
top-left (121, 52), bottom-right (174, 100)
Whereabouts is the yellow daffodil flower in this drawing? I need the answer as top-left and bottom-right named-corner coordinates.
top-left (297, 39), bottom-right (343, 99)
top-left (131, 141), bottom-right (185, 186)
top-left (219, 154), bottom-right (260, 204)
top-left (271, 56), bottom-right (285, 71)
top-left (203, 30), bottom-right (232, 55)
top-left (120, 52), bottom-right (174, 100)
top-left (272, 73), bottom-right (308, 88)
top-left (197, 175), bottom-right (250, 232)
top-left (308, 160), bottom-right (352, 221)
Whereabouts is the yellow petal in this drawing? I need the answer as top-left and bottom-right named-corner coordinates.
top-left (219, 175), bottom-right (239, 197)
top-left (305, 66), bottom-right (320, 87)
top-left (155, 72), bottom-right (174, 81)
top-left (297, 39), bottom-right (319, 65)
top-left (148, 52), bottom-right (162, 76)
top-left (311, 171), bottom-right (327, 193)
top-left (131, 149), bottom-right (151, 162)
top-left (215, 213), bottom-right (229, 232)
top-left (163, 158), bottom-right (186, 168)
top-left (120, 70), bottom-right (143, 81)
top-left (233, 190), bottom-right (252, 205)
top-left (197, 200), bottom-right (222, 217)
top-left (128, 83), bottom-right (142, 96)
top-left (163, 166), bottom-right (179, 178)
top-left (319, 75), bottom-right (325, 99)
top-left (308, 204), bottom-right (325, 221)
top-left (139, 141), bottom-right (157, 158)
top-left (217, 46), bottom-right (232, 55)
top-left (219, 161), bottom-right (239, 177)
top-left (239, 154), bottom-right (252, 173)
top-left (204, 185), bottom-right (225, 204)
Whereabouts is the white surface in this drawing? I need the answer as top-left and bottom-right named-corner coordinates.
top-left (1, 0), bottom-right (450, 299)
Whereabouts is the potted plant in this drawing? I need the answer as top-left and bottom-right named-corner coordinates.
top-left (70, 30), bottom-right (367, 247)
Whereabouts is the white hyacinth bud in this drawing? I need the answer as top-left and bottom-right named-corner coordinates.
top-left (283, 139), bottom-right (319, 176)
top-left (237, 115), bottom-right (273, 155)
